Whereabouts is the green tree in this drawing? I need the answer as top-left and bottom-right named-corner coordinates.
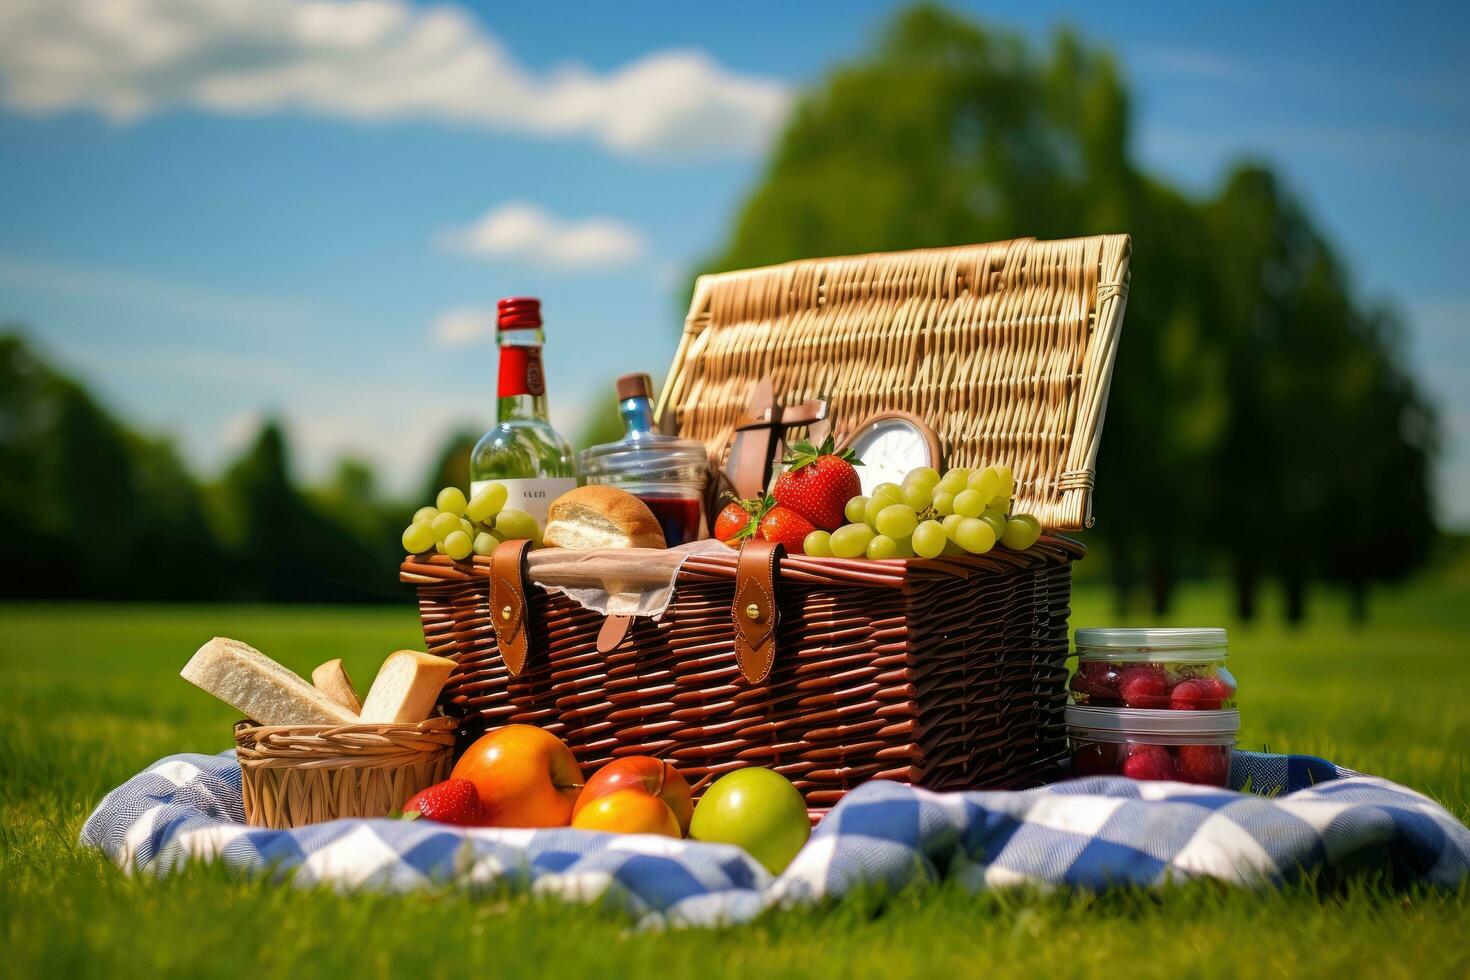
top-left (697, 4), bottom-right (1437, 619)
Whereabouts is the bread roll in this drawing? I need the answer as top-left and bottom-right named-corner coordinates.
top-left (311, 658), bottom-right (362, 714)
top-left (543, 485), bottom-right (667, 550)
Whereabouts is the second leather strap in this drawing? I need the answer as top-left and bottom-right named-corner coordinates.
top-left (732, 538), bottom-right (784, 683)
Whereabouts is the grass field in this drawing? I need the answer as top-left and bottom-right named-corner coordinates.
top-left (2, 576), bottom-right (1468, 978)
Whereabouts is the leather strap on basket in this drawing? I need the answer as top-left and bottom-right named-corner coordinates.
top-left (733, 538), bottom-right (784, 684)
top-left (597, 614), bottom-right (633, 654)
top-left (489, 538), bottom-right (534, 676)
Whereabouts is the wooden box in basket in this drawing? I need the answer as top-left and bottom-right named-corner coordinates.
top-left (402, 235), bottom-right (1130, 811)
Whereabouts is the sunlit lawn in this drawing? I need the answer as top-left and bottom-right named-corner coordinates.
top-left (2, 572), bottom-right (1467, 978)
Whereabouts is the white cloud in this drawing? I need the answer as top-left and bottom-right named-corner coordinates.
top-left (437, 202), bottom-right (647, 270)
top-left (0, 0), bottom-right (790, 158)
top-left (431, 306), bottom-right (497, 347)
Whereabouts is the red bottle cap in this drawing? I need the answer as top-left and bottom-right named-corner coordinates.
top-left (498, 296), bottom-right (542, 331)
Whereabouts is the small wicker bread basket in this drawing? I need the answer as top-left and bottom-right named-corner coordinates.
top-left (234, 717), bottom-right (457, 829)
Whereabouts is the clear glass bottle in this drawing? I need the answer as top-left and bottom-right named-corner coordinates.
top-left (469, 297), bottom-right (576, 526)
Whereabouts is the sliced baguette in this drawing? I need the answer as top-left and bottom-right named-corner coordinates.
top-left (358, 650), bottom-right (455, 724)
top-left (181, 637), bottom-right (359, 726)
top-left (311, 659), bottom-right (362, 714)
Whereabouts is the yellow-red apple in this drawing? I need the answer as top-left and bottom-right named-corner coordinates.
top-left (571, 788), bottom-right (680, 838)
top-left (451, 725), bottom-right (584, 828)
top-left (572, 756), bottom-right (693, 834)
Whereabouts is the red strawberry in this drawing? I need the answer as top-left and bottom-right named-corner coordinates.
top-left (772, 435), bottom-right (862, 531)
top-left (1169, 678), bottom-right (1225, 711)
top-left (1118, 666), bottom-right (1169, 708)
top-left (713, 495), bottom-right (770, 545)
top-left (758, 505), bottom-right (817, 551)
top-left (1120, 743), bottom-right (1175, 781)
top-left (1176, 744), bottom-right (1230, 786)
top-left (401, 778), bottom-right (485, 826)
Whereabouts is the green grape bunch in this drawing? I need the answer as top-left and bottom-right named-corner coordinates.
top-left (810, 463), bottom-right (1043, 559)
top-left (401, 483), bottom-right (543, 559)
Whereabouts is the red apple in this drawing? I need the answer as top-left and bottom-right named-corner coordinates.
top-left (451, 724), bottom-right (584, 828)
top-left (571, 788), bottom-right (681, 838)
top-left (573, 757), bottom-right (693, 835)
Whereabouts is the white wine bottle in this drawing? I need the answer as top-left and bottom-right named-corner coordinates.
top-left (469, 297), bottom-right (576, 525)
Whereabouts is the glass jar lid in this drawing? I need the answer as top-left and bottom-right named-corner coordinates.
top-left (579, 432), bottom-right (710, 486)
top-left (1066, 705), bottom-right (1239, 739)
top-left (1074, 627), bottom-right (1228, 662)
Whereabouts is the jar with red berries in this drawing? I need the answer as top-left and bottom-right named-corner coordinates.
top-left (1069, 627), bottom-right (1237, 710)
top-left (1066, 706), bottom-right (1238, 786)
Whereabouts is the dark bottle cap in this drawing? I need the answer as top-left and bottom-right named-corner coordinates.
top-left (498, 296), bottom-right (542, 331)
top-left (616, 373), bottom-right (653, 401)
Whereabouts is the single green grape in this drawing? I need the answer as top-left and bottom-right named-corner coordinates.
top-left (844, 495), bottom-right (869, 523)
top-left (873, 482), bottom-right (905, 500)
top-left (437, 486), bottom-right (468, 516)
top-left (493, 508), bottom-right (540, 542)
top-left (903, 466), bottom-right (941, 490)
top-left (442, 529), bottom-right (473, 560)
top-left (803, 530), bottom-right (833, 557)
top-left (932, 491), bottom-right (956, 516)
top-left (430, 511), bottom-right (461, 541)
top-left (875, 504), bottom-right (918, 539)
top-left (980, 510), bottom-right (1007, 539)
top-left (466, 483), bottom-right (508, 524)
top-left (954, 517), bottom-right (996, 554)
top-left (990, 495), bottom-right (1011, 515)
top-left (967, 467), bottom-right (1001, 503)
top-left (458, 517), bottom-right (475, 539)
top-left (866, 534), bottom-right (899, 559)
top-left (830, 523), bottom-right (875, 558)
top-left (936, 468), bottom-right (970, 495)
top-left (413, 505), bottom-right (438, 524)
top-left (434, 539), bottom-right (447, 555)
top-left (402, 521), bottom-right (436, 554)
top-left (952, 489), bottom-right (985, 517)
top-left (901, 482), bottom-right (930, 511)
top-left (863, 496), bottom-right (888, 527)
top-left (1002, 514), bottom-right (1042, 550)
top-left (941, 513), bottom-right (965, 538)
top-left (912, 520), bottom-right (947, 558)
top-left (472, 530), bottom-right (502, 556)
top-left (994, 464), bottom-right (1014, 498)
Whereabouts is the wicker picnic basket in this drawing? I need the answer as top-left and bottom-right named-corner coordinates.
top-left (234, 717), bottom-right (457, 828)
top-left (402, 234), bottom-right (1131, 812)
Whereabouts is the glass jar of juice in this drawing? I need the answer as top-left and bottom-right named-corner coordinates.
top-left (1070, 627), bottom-right (1237, 710)
top-left (579, 374), bottom-right (710, 547)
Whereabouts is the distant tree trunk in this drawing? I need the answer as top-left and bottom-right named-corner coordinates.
top-left (1232, 556), bottom-right (1259, 622)
top-left (1348, 578), bottom-right (1370, 623)
top-left (1148, 551), bottom-right (1173, 616)
top-left (1283, 573), bottom-right (1308, 626)
top-left (1109, 539), bottom-right (1135, 615)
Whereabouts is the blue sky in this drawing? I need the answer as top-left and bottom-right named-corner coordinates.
top-left (1, 1), bottom-right (1466, 523)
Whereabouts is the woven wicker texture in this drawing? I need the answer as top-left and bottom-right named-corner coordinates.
top-left (656, 235), bottom-right (1131, 530)
top-left (403, 537), bottom-right (1081, 809)
top-left (235, 717), bottom-right (456, 828)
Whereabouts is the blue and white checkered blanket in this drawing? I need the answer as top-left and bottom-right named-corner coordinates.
top-left (81, 750), bottom-right (1469, 927)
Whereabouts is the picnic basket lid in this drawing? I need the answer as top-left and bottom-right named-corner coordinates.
top-left (655, 235), bottom-right (1130, 530)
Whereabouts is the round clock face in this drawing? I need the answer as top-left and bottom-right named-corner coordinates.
top-left (844, 416), bottom-right (939, 495)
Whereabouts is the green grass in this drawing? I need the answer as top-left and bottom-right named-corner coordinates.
top-left (2, 579), bottom-right (1468, 978)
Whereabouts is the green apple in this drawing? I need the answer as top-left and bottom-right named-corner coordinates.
top-left (689, 767), bottom-right (810, 874)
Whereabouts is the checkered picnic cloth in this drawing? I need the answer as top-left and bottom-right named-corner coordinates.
top-left (81, 750), bottom-right (1468, 928)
